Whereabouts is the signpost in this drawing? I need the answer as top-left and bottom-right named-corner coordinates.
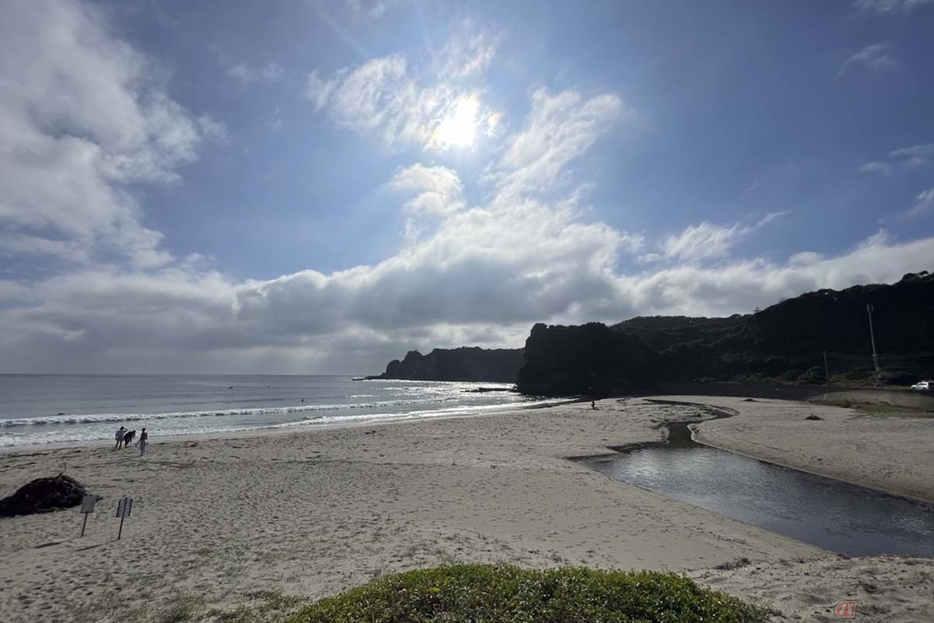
top-left (115, 497), bottom-right (133, 540)
top-left (79, 495), bottom-right (97, 537)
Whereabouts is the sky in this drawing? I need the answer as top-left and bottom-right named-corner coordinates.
top-left (1, 0), bottom-right (933, 374)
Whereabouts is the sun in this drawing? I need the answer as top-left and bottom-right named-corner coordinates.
top-left (433, 95), bottom-right (480, 148)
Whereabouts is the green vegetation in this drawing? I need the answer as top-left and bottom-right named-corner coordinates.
top-left (816, 399), bottom-right (934, 418)
top-left (288, 564), bottom-right (771, 623)
top-left (204, 590), bottom-right (307, 623)
top-left (516, 272), bottom-right (934, 394)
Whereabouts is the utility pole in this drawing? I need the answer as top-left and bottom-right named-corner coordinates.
top-left (866, 304), bottom-right (881, 386)
top-left (823, 350), bottom-right (830, 385)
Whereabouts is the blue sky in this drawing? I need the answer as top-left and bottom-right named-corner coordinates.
top-left (1, 0), bottom-right (933, 373)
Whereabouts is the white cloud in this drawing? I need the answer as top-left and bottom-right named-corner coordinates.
top-left (436, 26), bottom-right (502, 79)
top-left (305, 45), bottom-right (501, 151)
top-left (0, 0), bottom-right (216, 268)
top-left (858, 161), bottom-right (893, 176)
top-left (389, 164), bottom-right (465, 216)
top-left (836, 44), bottom-right (896, 79)
top-left (306, 55), bottom-right (428, 145)
top-left (657, 222), bottom-right (747, 263)
top-left (903, 189), bottom-right (934, 218)
top-left (197, 114), bottom-right (230, 144)
top-left (853, 0), bottom-right (934, 13)
top-left (227, 61), bottom-right (283, 84)
top-left (494, 89), bottom-right (631, 199)
top-left (344, 0), bottom-right (402, 19)
top-left (305, 70), bottom-right (338, 111)
top-left (890, 143), bottom-right (934, 168)
top-left (4, 220), bottom-right (932, 373)
top-left (619, 232), bottom-right (934, 318)
top-left (860, 143), bottom-right (933, 176)
top-left (644, 213), bottom-right (786, 265)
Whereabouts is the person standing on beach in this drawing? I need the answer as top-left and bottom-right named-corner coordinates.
top-left (138, 428), bottom-right (148, 457)
top-left (114, 426), bottom-right (126, 450)
top-left (123, 429), bottom-right (135, 448)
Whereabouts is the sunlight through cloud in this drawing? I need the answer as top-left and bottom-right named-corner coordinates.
top-left (432, 95), bottom-right (480, 149)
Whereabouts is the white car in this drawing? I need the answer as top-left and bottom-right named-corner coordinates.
top-left (910, 380), bottom-right (931, 390)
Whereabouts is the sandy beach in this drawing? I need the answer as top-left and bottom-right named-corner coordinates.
top-left (1, 396), bottom-right (932, 622)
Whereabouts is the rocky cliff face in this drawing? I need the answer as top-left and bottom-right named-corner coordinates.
top-left (372, 347), bottom-right (525, 383)
top-left (516, 322), bottom-right (660, 395)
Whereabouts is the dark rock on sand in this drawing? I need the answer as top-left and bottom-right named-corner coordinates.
top-left (0, 474), bottom-right (93, 518)
top-left (805, 414), bottom-right (823, 421)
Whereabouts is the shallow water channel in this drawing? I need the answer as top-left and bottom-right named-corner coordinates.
top-left (578, 422), bottom-right (934, 557)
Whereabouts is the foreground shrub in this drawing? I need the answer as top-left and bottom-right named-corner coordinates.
top-left (289, 564), bottom-right (769, 623)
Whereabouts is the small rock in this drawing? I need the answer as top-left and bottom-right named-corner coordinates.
top-left (805, 414), bottom-right (823, 421)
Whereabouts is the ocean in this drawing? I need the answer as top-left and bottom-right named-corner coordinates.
top-left (0, 375), bottom-right (562, 449)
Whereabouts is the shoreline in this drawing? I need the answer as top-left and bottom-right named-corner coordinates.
top-left (2, 395), bottom-right (932, 623)
top-left (0, 396), bottom-right (579, 456)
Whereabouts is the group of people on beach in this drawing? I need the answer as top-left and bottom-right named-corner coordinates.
top-left (113, 426), bottom-right (149, 456)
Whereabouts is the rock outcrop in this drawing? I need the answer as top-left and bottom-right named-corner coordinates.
top-left (370, 347), bottom-right (524, 383)
top-left (516, 322), bottom-right (660, 395)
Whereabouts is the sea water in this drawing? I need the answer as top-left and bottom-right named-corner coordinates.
top-left (0, 375), bottom-right (557, 449)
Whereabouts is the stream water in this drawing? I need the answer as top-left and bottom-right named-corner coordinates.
top-left (578, 422), bottom-right (934, 557)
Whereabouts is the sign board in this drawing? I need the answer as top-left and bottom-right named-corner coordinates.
top-left (80, 495), bottom-right (97, 514)
top-left (79, 495), bottom-right (98, 537)
top-left (116, 497), bottom-right (133, 518)
top-left (835, 601), bottom-right (857, 618)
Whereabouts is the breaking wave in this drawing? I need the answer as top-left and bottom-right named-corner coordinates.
top-left (0, 399), bottom-right (457, 428)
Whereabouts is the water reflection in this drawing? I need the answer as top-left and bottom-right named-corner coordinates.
top-left (581, 423), bottom-right (934, 557)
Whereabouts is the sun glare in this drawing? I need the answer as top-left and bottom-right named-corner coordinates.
top-left (434, 96), bottom-right (480, 148)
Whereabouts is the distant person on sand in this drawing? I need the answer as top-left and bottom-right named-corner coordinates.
top-left (138, 428), bottom-right (148, 456)
top-left (123, 430), bottom-right (136, 448)
top-left (114, 426), bottom-right (126, 450)
top-left (591, 400), bottom-right (597, 410)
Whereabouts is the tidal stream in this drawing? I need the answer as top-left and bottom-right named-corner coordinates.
top-left (578, 421), bottom-right (934, 557)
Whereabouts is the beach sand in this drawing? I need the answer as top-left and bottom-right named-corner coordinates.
top-left (0, 396), bottom-right (931, 622)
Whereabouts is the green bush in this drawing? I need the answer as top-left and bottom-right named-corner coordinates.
top-left (288, 564), bottom-right (770, 623)
top-left (796, 366), bottom-right (826, 385)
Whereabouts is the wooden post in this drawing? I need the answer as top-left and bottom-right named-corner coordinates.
top-left (115, 497), bottom-right (132, 540)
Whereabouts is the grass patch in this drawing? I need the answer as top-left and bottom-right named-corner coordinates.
top-left (288, 564), bottom-right (770, 623)
top-left (714, 557), bottom-right (752, 571)
top-left (205, 590), bottom-right (307, 623)
top-left (817, 399), bottom-right (933, 418)
top-left (851, 403), bottom-right (933, 418)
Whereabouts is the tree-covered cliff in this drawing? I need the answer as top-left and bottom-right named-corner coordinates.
top-left (516, 272), bottom-right (934, 394)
